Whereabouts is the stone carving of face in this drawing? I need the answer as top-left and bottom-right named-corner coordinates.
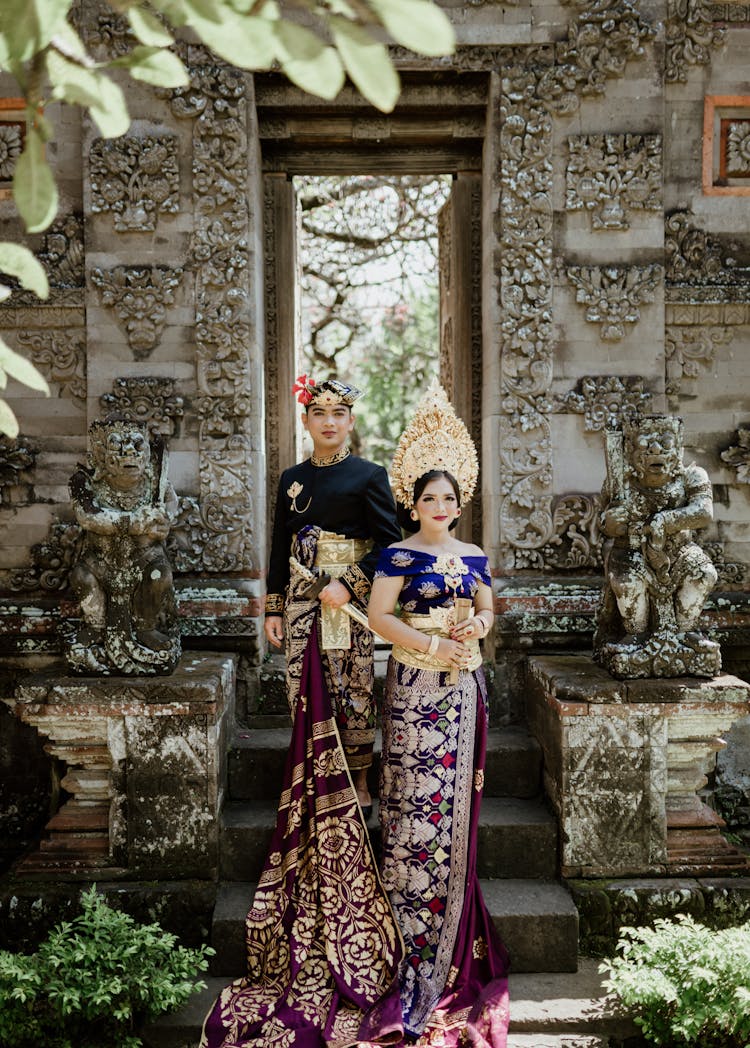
top-left (100, 425), bottom-right (150, 489)
top-left (628, 419), bottom-right (683, 489)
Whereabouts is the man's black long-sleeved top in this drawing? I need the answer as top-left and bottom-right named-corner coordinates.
top-left (265, 455), bottom-right (401, 614)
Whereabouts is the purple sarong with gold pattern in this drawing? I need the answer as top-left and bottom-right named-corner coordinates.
top-left (200, 624), bottom-right (403, 1048)
top-left (372, 547), bottom-right (511, 1046)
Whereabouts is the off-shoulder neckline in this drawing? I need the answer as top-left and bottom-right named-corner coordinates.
top-left (385, 547), bottom-right (487, 560)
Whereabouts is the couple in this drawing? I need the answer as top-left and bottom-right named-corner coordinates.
top-left (200, 377), bottom-right (509, 1047)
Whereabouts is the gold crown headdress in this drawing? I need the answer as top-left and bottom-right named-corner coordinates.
top-left (391, 380), bottom-right (478, 508)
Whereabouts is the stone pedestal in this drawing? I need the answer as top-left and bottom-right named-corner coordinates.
top-left (526, 656), bottom-right (750, 878)
top-left (7, 653), bottom-right (236, 879)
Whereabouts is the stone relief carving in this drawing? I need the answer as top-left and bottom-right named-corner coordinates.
top-left (0, 123), bottom-right (23, 181)
top-left (167, 57), bottom-right (255, 573)
top-left (665, 210), bottom-right (733, 285)
top-left (542, 0), bottom-right (655, 115)
top-left (726, 122), bottom-right (750, 176)
top-left (561, 376), bottom-right (652, 431)
top-left (707, 2), bottom-right (750, 21)
top-left (566, 134), bottom-right (662, 230)
top-left (665, 0), bottom-right (725, 83)
top-left (0, 436), bottom-right (36, 506)
top-left (721, 426), bottom-right (750, 483)
top-left (38, 213), bottom-right (85, 288)
top-left (91, 265), bottom-right (183, 358)
top-left (594, 414), bottom-right (721, 678)
top-left (65, 416), bottom-right (180, 675)
top-left (100, 377), bottom-right (184, 439)
top-left (10, 520), bottom-right (83, 593)
top-left (16, 330), bottom-right (87, 404)
top-left (90, 135), bottom-right (180, 232)
top-left (664, 325), bottom-right (733, 402)
top-left (703, 540), bottom-right (748, 586)
top-left (536, 494), bottom-right (604, 571)
top-left (497, 61), bottom-right (556, 571)
top-left (566, 264), bottom-right (662, 341)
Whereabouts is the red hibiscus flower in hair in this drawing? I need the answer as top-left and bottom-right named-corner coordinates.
top-left (292, 374), bottom-right (316, 405)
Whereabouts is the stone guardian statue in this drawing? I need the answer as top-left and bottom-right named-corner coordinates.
top-left (594, 414), bottom-right (721, 679)
top-left (65, 415), bottom-right (180, 675)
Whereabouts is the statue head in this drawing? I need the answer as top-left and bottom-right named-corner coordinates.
top-left (89, 414), bottom-right (152, 491)
top-left (624, 414), bottom-right (684, 489)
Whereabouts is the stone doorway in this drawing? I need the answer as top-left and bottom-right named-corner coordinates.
top-left (259, 73), bottom-right (487, 545)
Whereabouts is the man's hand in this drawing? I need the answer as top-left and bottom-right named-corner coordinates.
top-left (318, 578), bottom-right (351, 609)
top-left (264, 615), bottom-right (284, 649)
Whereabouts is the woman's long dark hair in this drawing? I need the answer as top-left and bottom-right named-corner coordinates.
top-left (397, 469), bottom-right (461, 534)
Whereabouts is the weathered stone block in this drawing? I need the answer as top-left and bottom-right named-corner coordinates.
top-left (7, 653), bottom-right (235, 879)
top-left (527, 655), bottom-right (750, 878)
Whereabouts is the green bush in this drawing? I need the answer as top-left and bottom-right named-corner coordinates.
top-left (0, 885), bottom-right (214, 1048)
top-left (601, 914), bottom-right (750, 1047)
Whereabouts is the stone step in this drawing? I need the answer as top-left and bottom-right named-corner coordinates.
top-left (228, 725), bottom-right (542, 802)
top-left (219, 796), bottom-right (558, 882)
top-left (141, 959), bottom-right (640, 1048)
top-left (209, 877), bottom-right (577, 978)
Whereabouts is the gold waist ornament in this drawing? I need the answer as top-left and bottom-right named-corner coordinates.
top-left (292, 530), bottom-right (373, 650)
top-left (392, 609), bottom-right (482, 673)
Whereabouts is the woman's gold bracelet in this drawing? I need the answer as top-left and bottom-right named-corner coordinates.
top-left (427, 634), bottom-right (440, 657)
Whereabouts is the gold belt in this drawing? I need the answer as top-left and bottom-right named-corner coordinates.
top-left (297, 531), bottom-right (372, 650)
top-left (392, 611), bottom-right (482, 673)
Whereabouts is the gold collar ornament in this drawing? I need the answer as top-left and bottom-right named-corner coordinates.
top-left (391, 379), bottom-right (478, 508)
top-left (310, 447), bottom-right (351, 467)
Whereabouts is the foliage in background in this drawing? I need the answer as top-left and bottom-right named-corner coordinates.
top-left (0, 0), bottom-right (454, 437)
top-left (601, 915), bottom-right (750, 1047)
top-left (297, 174), bottom-right (450, 465)
top-left (0, 884), bottom-right (213, 1048)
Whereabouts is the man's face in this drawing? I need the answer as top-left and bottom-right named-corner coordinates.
top-left (302, 404), bottom-right (354, 455)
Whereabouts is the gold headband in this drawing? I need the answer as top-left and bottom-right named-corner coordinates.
top-left (391, 380), bottom-right (478, 508)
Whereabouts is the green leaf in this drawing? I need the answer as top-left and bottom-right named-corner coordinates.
top-left (0, 341), bottom-right (49, 394)
top-left (0, 0), bottom-right (71, 64)
top-left (330, 17), bottom-right (399, 113)
top-left (0, 398), bottom-right (19, 438)
top-left (274, 22), bottom-right (344, 101)
top-left (13, 128), bottom-right (58, 233)
top-left (110, 46), bottom-right (189, 88)
top-left (0, 243), bottom-right (49, 298)
top-left (369, 0), bottom-right (454, 57)
top-left (182, 4), bottom-right (276, 68)
top-left (127, 6), bottom-right (175, 47)
top-left (89, 75), bottom-right (130, 138)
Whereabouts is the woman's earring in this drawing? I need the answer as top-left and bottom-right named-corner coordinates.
top-left (456, 507), bottom-right (462, 515)
top-left (410, 510), bottom-right (418, 522)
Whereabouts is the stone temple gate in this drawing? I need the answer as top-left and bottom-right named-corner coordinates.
top-left (2, 0), bottom-right (750, 988)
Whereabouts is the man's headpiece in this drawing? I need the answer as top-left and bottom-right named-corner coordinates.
top-left (391, 379), bottom-right (478, 508)
top-left (293, 374), bottom-right (362, 407)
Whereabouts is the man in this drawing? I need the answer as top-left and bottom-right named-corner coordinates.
top-left (265, 377), bottom-right (402, 815)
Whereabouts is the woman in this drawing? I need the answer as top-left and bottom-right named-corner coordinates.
top-left (368, 381), bottom-right (510, 1046)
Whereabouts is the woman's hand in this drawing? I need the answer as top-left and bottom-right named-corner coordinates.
top-left (451, 616), bottom-right (484, 641)
top-left (437, 637), bottom-right (471, 668)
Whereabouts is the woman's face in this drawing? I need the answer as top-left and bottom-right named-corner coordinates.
top-left (414, 477), bottom-right (460, 529)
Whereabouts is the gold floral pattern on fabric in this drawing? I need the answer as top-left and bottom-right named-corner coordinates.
top-left (472, 937), bottom-right (488, 960)
top-left (284, 552), bottom-right (375, 770)
top-left (379, 661), bottom-right (477, 1033)
top-left (341, 563), bottom-right (371, 603)
top-left (200, 671), bottom-right (402, 1048)
top-left (265, 593), bottom-right (285, 614)
top-left (474, 769), bottom-right (484, 792)
top-left (311, 446), bottom-right (351, 467)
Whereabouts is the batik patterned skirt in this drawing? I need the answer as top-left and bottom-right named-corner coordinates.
top-left (378, 658), bottom-right (510, 1046)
